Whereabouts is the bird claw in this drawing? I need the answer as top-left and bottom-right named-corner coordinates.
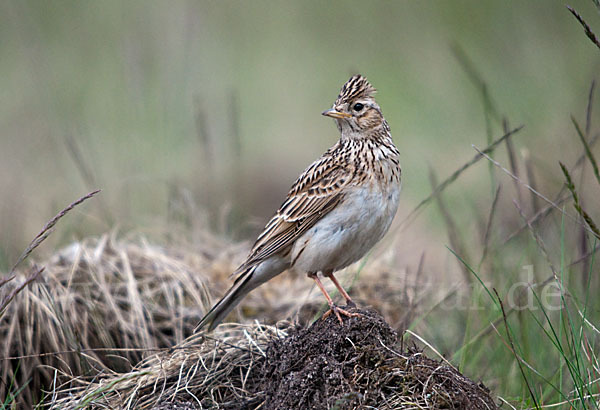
top-left (322, 305), bottom-right (361, 324)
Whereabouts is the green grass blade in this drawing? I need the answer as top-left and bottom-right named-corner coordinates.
top-left (571, 116), bottom-right (600, 185)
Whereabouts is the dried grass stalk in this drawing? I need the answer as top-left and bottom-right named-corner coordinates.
top-left (49, 322), bottom-right (289, 409)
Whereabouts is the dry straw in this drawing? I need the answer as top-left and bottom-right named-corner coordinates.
top-left (1, 233), bottom-right (213, 407)
top-left (49, 322), bottom-right (288, 409)
top-left (0, 226), bottom-right (417, 408)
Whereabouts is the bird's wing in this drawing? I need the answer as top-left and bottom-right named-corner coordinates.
top-left (232, 148), bottom-right (353, 281)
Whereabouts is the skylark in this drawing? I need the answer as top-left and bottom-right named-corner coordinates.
top-left (196, 75), bottom-right (401, 331)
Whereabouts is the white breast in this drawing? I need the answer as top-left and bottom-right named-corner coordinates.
top-left (291, 177), bottom-right (401, 273)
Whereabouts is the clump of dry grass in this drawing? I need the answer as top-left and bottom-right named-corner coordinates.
top-left (0, 227), bottom-right (418, 408)
top-left (49, 322), bottom-right (287, 409)
top-left (0, 233), bottom-right (216, 407)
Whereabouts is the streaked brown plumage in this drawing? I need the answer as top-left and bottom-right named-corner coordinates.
top-left (196, 74), bottom-right (401, 331)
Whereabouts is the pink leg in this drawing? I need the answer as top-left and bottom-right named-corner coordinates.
top-left (324, 270), bottom-right (355, 306)
top-left (308, 272), bottom-right (360, 324)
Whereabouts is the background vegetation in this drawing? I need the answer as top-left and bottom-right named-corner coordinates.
top-left (1, 0), bottom-right (600, 408)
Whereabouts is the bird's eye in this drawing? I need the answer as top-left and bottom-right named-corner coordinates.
top-left (353, 103), bottom-right (364, 111)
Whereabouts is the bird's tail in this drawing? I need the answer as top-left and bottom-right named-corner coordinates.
top-left (194, 267), bottom-right (256, 332)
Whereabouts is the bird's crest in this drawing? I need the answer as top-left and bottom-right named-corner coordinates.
top-left (335, 74), bottom-right (377, 105)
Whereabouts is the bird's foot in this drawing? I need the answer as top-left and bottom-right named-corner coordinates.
top-left (322, 304), bottom-right (361, 324)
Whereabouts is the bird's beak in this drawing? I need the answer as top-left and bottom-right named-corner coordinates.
top-left (322, 108), bottom-right (352, 119)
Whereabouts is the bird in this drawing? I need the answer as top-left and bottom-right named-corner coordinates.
top-left (195, 74), bottom-right (401, 332)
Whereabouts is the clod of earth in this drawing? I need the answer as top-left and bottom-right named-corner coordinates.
top-left (255, 307), bottom-right (497, 409)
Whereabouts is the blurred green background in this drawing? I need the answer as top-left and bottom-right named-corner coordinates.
top-left (1, 0), bottom-right (598, 268)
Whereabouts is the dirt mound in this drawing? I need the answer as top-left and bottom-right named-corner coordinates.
top-left (258, 306), bottom-right (496, 409)
top-left (53, 307), bottom-right (496, 409)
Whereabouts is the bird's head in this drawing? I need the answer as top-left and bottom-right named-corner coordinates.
top-left (322, 74), bottom-right (385, 138)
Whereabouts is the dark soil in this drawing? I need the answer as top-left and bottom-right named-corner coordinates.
top-left (256, 306), bottom-right (497, 409)
top-left (149, 307), bottom-right (497, 410)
